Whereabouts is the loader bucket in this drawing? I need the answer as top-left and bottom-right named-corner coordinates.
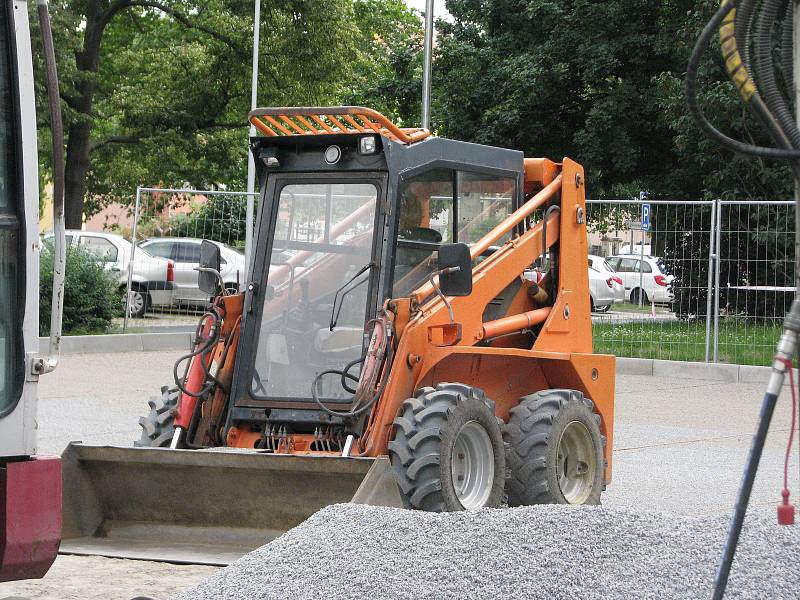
top-left (60, 443), bottom-right (403, 565)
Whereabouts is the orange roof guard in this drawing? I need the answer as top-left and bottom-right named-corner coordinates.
top-left (248, 106), bottom-right (430, 145)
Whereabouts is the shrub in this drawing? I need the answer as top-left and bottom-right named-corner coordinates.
top-left (40, 244), bottom-right (121, 335)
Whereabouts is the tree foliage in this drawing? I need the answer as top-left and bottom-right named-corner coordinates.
top-left (33, 0), bottom-right (422, 227)
top-left (434, 0), bottom-right (792, 201)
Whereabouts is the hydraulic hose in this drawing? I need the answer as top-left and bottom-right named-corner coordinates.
top-left (754, 0), bottom-right (800, 148)
top-left (173, 307), bottom-right (222, 398)
top-left (686, 0), bottom-right (800, 159)
top-left (311, 319), bottom-right (393, 419)
top-left (782, 0), bottom-right (794, 104)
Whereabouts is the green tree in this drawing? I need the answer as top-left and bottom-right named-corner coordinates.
top-left (35, 0), bottom-right (409, 228)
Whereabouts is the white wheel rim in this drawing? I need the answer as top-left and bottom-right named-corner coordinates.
top-left (557, 420), bottom-right (597, 504)
top-left (128, 290), bottom-right (144, 315)
top-left (451, 420), bottom-right (495, 510)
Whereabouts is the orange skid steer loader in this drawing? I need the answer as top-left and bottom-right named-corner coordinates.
top-left (61, 107), bottom-right (615, 565)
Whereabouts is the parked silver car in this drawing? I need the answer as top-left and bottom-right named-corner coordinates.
top-left (138, 237), bottom-right (245, 305)
top-left (43, 230), bottom-right (175, 317)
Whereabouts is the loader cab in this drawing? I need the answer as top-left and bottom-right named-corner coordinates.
top-left (229, 110), bottom-right (524, 440)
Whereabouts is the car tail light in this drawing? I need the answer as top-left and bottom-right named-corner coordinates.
top-left (655, 274), bottom-right (668, 286)
top-left (612, 275), bottom-right (623, 285)
top-left (606, 278), bottom-right (614, 288)
top-left (167, 260), bottom-right (174, 282)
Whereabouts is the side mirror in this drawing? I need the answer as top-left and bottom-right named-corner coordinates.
top-left (198, 240), bottom-right (222, 294)
top-left (437, 243), bottom-right (472, 296)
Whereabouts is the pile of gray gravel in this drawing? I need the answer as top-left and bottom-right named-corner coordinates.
top-left (172, 504), bottom-right (800, 600)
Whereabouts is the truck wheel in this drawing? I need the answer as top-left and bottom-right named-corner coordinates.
top-left (135, 387), bottom-right (178, 447)
top-left (388, 383), bottom-right (506, 512)
top-left (128, 285), bottom-right (149, 318)
top-left (503, 389), bottom-right (605, 506)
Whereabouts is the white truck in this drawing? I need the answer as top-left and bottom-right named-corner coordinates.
top-left (1, 0), bottom-right (63, 582)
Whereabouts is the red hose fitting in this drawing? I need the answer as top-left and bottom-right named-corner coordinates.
top-left (778, 489), bottom-right (795, 525)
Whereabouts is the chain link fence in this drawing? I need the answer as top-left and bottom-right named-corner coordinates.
top-left (120, 187), bottom-right (255, 331)
top-left (115, 187), bottom-right (794, 367)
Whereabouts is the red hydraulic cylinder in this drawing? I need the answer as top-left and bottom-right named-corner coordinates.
top-left (174, 315), bottom-right (217, 430)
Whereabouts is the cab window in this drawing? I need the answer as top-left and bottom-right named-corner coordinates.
top-left (393, 168), bottom-right (516, 296)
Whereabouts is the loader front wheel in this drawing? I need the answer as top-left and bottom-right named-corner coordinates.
top-left (388, 383), bottom-right (506, 512)
top-left (503, 389), bottom-right (605, 506)
top-left (135, 386), bottom-right (179, 447)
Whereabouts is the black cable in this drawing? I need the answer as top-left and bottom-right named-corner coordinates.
top-left (712, 391), bottom-right (780, 600)
top-left (311, 319), bottom-right (393, 419)
top-left (686, 1), bottom-right (800, 158)
top-left (735, 0), bottom-right (757, 74)
top-left (782, 0), bottom-right (795, 105)
top-left (754, 0), bottom-right (800, 148)
top-left (340, 356), bottom-right (365, 394)
top-left (172, 308), bottom-right (222, 398)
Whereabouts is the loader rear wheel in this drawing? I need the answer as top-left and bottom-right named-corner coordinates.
top-left (503, 389), bottom-right (605, 506)
top-left (135, 386), bottom-right (178, 447)
top-left (388, 383), bottom-right (506, 512)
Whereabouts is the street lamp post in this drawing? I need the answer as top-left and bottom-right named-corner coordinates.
top-left (244, 0), bottom-right (261, 280)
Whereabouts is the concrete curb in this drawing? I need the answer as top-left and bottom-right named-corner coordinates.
top-left (40, 332), bottom-right (192, 355)
top-left (617, 356), bottom-right (797, 386)
top-left (47, 333), bottom-right (795, 386)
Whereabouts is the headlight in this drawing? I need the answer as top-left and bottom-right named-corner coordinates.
top-left (359, 135), bottom-right (378, 155)
top-left (324, 145), bottom-right (342, 165)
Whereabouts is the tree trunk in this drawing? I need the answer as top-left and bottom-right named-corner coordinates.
top-left (64, 121), bottom-right (92, 229)
top-left (63, 2), bottom-right (102, 229)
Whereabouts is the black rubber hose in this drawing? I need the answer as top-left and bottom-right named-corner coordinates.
top-left (173, 309), bottom-right (221, 398)
top-left (712, 391), bottom-right (780, 600)
top-left (340, 356), bottom-right (365, 394)
top-left (311, 321), bottom-right (394, 419)
top-left (735, 0), bottom-right (757, 73)
top-left (754, 0), bottom-right (800, 148)
top-left (782, 0), bottom-right (794, 104)
top-left (686, 0), bottom-right (800, 158)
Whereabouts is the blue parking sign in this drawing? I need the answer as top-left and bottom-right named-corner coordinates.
top-left (641, 203), bottom-right (651, 231)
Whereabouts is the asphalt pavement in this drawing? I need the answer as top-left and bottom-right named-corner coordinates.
top-left (3, 348), bottom-right (796, 599)
top-left (35, 348), bottom-right (794, 515)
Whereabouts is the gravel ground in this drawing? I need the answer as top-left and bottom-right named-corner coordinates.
top-left (173, 503), bottom-right (800, 600)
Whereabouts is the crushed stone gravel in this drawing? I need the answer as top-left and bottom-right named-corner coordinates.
top-left (172, 503), bottom-right (800, 600)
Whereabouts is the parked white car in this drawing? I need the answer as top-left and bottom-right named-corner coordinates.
top-left (607, 254), bottom-right (674, 304)
top-left (588, 255), bottom-right (625, 304)
top-left (588, 266), bottom-right (618, 312)
top-left (43, 230), bottom-right (175, 317)
top-left (138, 237), bottom-right (245, 305)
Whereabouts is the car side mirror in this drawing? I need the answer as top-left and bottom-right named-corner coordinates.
top-left (198, 240), bottom-right (222, 295)
top-left (437, 243), bottom-right (472, 296)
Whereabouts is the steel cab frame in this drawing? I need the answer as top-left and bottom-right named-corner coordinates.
top-left (227, 116), bottom-right (525, 439)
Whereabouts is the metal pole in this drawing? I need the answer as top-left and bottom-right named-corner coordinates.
top-left (705, 198), bottom-right (717, 362)
top-left (795, 0), bottom-right (800, 288)
top-left (245, 0), bottom-right (261, 282)
top-left (638, 192), bottom-right (646, 307)
top-left (123, 186), bottom-right (142, 333)
top-left (421, 0), bottom-right (434, 130)
top-left (713, 198), bottom-right (722, 362)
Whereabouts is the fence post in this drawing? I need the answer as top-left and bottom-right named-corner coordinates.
top-left (704, 198), bottom-right (717, 362)
top-left (123, 186), bottom-right (142, 333)
top-left (713, 198), bottom-right (722, 362)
